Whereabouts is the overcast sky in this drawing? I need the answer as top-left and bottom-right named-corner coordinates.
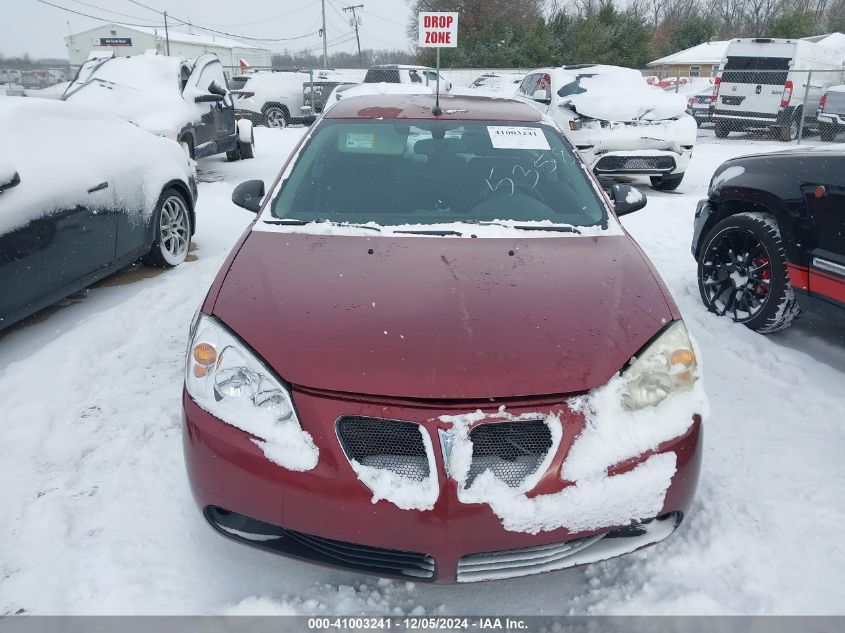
top-left (2, 0), bottom-right (414, 59)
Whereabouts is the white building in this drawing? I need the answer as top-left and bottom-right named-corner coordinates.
top-left (648, 41), bottom-right (731, 78)
top-left (64, 23), bottom-right (271, 72)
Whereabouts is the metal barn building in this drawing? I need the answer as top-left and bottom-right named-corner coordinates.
top-left (64, 23), bottom-right (271, 71)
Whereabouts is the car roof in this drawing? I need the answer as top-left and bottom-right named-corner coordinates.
top-left (323, 93), bottom-right (544, 121)
top-left (368, 64), bottom-right (431, 70)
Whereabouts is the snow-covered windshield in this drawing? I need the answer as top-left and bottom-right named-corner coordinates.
top-left (271, 120), bottom-right (607, 228)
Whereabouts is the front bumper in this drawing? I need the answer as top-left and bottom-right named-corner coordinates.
top-left (584, 148), bottom-right (692, 177)
top-left (818, 112), bottom-right (845, 128)
top-left (692, 199), bottom-right (715, 258)
top-left (183, 389), bottom-right (702, 583)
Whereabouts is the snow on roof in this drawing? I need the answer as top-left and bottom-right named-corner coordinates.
top-left (804, 32), bottom-right (845, 49)
top-left (107, 23), bottom-right (265, 51)
top-left (648, 41), bottom-right (731, 67)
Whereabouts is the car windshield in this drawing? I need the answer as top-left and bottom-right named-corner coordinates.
top-left (271, 119), bottom-right (607, 228)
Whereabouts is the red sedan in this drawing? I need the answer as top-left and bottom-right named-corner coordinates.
top-left (183, 94), bottom-right (705, 583)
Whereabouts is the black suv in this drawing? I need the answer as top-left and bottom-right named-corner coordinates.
top-left (692, 147), bottom-right (845, 332)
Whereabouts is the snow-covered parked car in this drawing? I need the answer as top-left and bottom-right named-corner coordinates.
top-left (466, 71), bottom-right (525, 97)
top-left (0, 98), bottom-right (197, 332)
top-left (817, 85), bottom-right (845, 141)
top-left (183, 93), bottom-right (705, 583)
top-left (517, 65), bottom-right (696, 191)
top-left (230, 70), bottom-right (312, 127)
top-left (364, 64), bottom-right (453, 91)
top-left (321, 82), bottom-right (434, 115)
top-left (62, 53), bottom-right (254, 161)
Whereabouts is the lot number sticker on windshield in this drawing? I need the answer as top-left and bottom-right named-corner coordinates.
top-left (346, 133), bottom-right (375, 150)
top-left (487, 126), bottom-right (550, 151)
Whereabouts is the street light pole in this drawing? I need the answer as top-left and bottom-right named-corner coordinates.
top-left (343, 4), bottom-right (364, 65)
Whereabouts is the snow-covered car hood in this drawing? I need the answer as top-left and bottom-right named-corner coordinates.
top-left (63, 55), bottom-right (201, 139)
top-left (562, 68), bottom-right (688, 122)
top-left (0, 99), bottom-right (193, 236)
top-left (211, 232), bottom-right (676, 399)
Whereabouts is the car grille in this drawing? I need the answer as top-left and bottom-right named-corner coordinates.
top-left (337, 416), bottom-right (429, 480)
top-left (465, 420), bottom-right (553, 488)
top-left (284, 529), bottom-right (436, 580)
top-left (594, 155), bottom-right (676, 173)
top-left (206, 506), bottom-right (436, 580)
top-left (456, 534), bottom-right (605, 582)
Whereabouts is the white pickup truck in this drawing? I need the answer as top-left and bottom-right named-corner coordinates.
top-left (363, 65), bottom-right (452, 91)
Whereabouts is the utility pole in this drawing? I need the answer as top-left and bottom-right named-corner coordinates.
top-left (321, 0), bottom-right (328, 68)
top-left (163, 11), bottom-right (171, 56)
top-left (343, 4), bottom-right (364, 65)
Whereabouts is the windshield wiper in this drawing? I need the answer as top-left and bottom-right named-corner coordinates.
top-left (513, 225), bottom-right (582, 234)
top-left (393, 229), bottom-right (463, 236)
top-left (462, 220), bottom-right (582, 234)
top-left (264, 218), bottom-right (381, 232)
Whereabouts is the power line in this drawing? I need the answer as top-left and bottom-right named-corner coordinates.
top-left (362, 10), bottom-right (406, 29)
top-left (34, 0), bottom-right (165, 27)
top-left (67, 0), bottom-right (163, 24)
top-left (198, 1), bottom-right (321, 28)
top-left (122, 0), bottom-right (318, 42)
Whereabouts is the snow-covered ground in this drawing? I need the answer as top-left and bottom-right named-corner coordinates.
top-left (1, 127), bottom-right (844, 615)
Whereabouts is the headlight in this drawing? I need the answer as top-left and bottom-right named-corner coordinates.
top-left (186, 314), bottom-right (298, 425)
top-left (620, 320), bottom-right (698, 411)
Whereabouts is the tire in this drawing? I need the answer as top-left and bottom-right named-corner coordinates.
top-left (143, 188), bottom-right (192, 268)
top-left (263, 105), bottom-right (289, 128)
top-left (714, 120), bottom-right (730, 138)
top-left (777, 114), bottom-right (800, 142)
top-left (820, 123), bottom-right (837, 142)
top-left (650, 173), bottom-right (684, 191)
top-left (697, 211), bottom-right (802, 333)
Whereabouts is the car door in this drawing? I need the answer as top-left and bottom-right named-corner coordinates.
top-left (800, 154), bottom-right (845, 309)
top-left (0, 180), bottom-right (117, 324)
top-left (188, 55), bottom-right (235, 157)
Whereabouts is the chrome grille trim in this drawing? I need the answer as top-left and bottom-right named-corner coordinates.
top-left (457, 535), bottom-right (604, 581)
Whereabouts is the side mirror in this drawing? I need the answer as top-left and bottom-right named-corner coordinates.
top-left (0, 170), bottom-right (20, 194)
top-left (208, 80), bottom-right (227, 96)
top-left (232, 179), bottom-right (265, 213)
top-left (195, 93), bottom-right (224, 103)
top-left (611, 184), bottom-right (647, 216)
top-left (532, 89), bottom-right (551, 104)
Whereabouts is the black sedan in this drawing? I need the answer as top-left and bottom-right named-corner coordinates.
top-left (692, 145), bottom-right (845, 332)
top-left (0, 99), bottom-right (197, 332)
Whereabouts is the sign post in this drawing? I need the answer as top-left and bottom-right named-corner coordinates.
top-left (418, 11), bottom-right (458, 115)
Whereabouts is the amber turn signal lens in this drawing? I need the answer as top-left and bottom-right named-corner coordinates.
top-left (193, 343), bottom-right (217, 366)
top-left (193, 364), bottom-right (209, 378)
top-left (670, 348), bottom-right (695, 367)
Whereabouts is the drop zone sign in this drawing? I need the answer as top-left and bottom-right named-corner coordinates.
top-left (418, 12), bottom-right (459, 48)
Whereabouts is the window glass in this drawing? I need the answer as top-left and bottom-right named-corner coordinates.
top-left (518, 74), bottom-right (540, 96)
top-left (197, 61), bottom-right (227, 92)
top-left (271, 120), bottom-right (607, 229)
